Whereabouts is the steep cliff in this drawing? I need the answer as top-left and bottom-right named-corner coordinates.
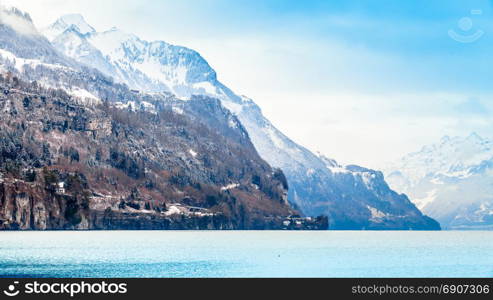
top-left (0, 74), bottom-right (326, 230)
top-left (41, 12), bottom-right (440, 230)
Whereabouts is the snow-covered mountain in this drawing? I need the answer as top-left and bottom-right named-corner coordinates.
top-left (0, 7), bottom-right (125, 105)
top-left (1, 7), bottom-right (322, 230)
top-left (385, 133), bottom-right (493, 229)
top-left (44, 16), bottom-right (221, 99)
top-left (36, 13), bottom-right (440, 229)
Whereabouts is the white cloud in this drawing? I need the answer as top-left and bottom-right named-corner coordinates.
top-left (0, 5), bottom-right (39, 35)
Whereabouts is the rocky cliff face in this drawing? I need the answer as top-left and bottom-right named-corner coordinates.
top-left (40, 13), bottom-right (440, 230)
top-left (0, 6), bottom-right (436, 230)
top-left (315, 162), bottom-right (439, 230)
top-left (0, 8), bottom-right (330, 230)
top-left (0, 74), bottom-right (326, 230)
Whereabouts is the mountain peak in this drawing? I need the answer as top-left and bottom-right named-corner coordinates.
top-left (58, 14), bottom-right (96, 34)
top-left (57, 14), bottom-right (95, 35)
top-left (386, 133), bottom-right (493, 189)
top-left (386, 132), bottom-right (493, 229)
top-left (467, 132), bottom-right (483, 142)
top-left (0, 6), bottom-right (38, 35)
top-left (44, 13), bottom-right (95, 41)
top-left (0, 6), bottom-right (32, 22)
top-left (440, 135), bottom-right (451, 143)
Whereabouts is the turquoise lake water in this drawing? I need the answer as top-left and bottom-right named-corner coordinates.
top-left (0, 231), bottom-right (492, 278)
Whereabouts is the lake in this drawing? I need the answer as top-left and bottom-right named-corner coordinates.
top-left (0, 231), bottom-right (492, 278)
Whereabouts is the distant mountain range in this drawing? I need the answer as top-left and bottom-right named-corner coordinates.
top-left (0, 6), bottom-right (439, 230)
top-left (385, 133), bottom-right (493, 230)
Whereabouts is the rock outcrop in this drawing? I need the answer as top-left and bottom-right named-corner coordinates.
top-left (0, 74), bottom-right (327, 230)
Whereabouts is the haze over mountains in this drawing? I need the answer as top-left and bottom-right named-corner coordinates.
top-left (386, 133), bottom-right (493, 230)
top-left (0, 6), bottom-right (440, 230)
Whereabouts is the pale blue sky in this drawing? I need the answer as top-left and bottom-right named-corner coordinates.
top-left (3, 0), bottom-right (493, 167)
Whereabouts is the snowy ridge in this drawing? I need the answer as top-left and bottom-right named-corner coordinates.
top-left (38, 12), bottom-right (439, 229)
top-left (0, 47), bottom-right (97, 104)
top-left (385, 133), bottom-right (493, 229)
top-left (43, 19), bottom-right (220, 99)
top-left (0, 5), bottom-right (37, 36)
top-left (44, 14), bottom-right (95, 41)
top-left (0, 48), bottom-right (68, 72)
top-left (386, 133), bottom-right (493, 191)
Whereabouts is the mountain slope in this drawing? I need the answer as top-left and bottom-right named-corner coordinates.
top-left (0, 7), bottom-right (327, 230)
top-left (0, 74), bottom-right (313, 230)
top-left (385, 133), bottom-right (493, 230)
top-left (43, 13), bottom-right (440, 230)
